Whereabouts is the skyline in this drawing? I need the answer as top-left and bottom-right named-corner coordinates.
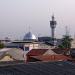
top-left (0, 0), bottom-right (75, 39)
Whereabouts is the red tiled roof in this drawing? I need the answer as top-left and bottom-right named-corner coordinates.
top-left (31, 55), bottom-right (71, 61)
top-left (27, 49), bottom-right (48, 56)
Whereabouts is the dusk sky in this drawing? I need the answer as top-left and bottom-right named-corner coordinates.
top-left (0, 0), bottom-right (75, 40)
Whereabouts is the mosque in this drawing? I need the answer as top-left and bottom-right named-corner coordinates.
top-left (3, 15), bottom-right (58, 53)
top-left (4, 31), bottom-right (39, 53)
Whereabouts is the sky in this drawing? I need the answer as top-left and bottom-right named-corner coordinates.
top-left (0, 0), bottom-right (75, 40)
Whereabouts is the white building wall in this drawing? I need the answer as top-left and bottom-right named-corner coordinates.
top-left (71, 40), bottom-right (75, 48)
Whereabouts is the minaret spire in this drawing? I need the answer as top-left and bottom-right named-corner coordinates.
top-left (65, 26), bottom-right (69, 36)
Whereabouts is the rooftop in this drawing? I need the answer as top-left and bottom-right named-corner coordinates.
top-left (52, 48), bottom-right (69, 54)
top-left (0, 48), bottom-right (24, 61)
top-left (31, 55), bottom-right (71, 61)
top-left (27, 49), bottom-right (48, 56)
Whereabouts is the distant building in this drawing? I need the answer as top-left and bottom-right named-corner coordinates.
top-left (4, 42), bottom-right (24, 49)
top-left (71, 39), bottom-right (75, 48)
top-left (0, 37), bottom-right (11, 44)
top-left (38, 36), bottom-right (61, 46)
top-left (38, 37), bottom-right (52, 42)
top-left (4, 31), bottom-right (38, 50)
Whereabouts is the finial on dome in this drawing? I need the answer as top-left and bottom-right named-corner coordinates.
top-left (52, 14), bottom-right (55, 21)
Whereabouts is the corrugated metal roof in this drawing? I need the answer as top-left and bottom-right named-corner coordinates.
top-left (52, 48), bottom-right (69, 54)
top-left (31, 55), bottom-right (71, 61)
top-left (0, 48), bottom-right (24, 61)
top-left (0, 61), bottom-right (75, 75)
top-left (27, 49), bottom-right (48, 56)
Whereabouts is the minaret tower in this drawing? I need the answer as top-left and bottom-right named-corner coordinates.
top-left (50, 15), bottom-right (57, 44)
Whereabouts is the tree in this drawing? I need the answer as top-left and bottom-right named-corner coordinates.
top-left (0, 41), bottom-right (4, 49)
top-left (58, 35), bottom-right (72, 49)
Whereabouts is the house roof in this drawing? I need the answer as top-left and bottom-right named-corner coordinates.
top-left (0, 55), bottom-right (14, 61)
top-left (52, 48), bottom-right (69, 54)
top-left (0, 61), bottom-right (75, 75)
top-left (0, 48), bottom-right (24, 61)
top-left (30, 55), bottom-right (71, 61)
top-left (27, 49), bottom-right (48, 56)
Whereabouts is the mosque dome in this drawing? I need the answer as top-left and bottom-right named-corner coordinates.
top-left (23, 32), bottom-right (37, 41)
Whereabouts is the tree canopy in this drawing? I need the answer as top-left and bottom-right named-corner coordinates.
top-left (0, 41), bottom-right (4, 49)
top-left (58, 35), bottom-right (72, 49)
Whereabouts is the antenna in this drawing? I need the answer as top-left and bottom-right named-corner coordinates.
top-left (29, 25), bottom-right (31, 32)
top-left (52, 13), bottom-right (54, 20)
top-left (65, 26), bottom-right (69, 36)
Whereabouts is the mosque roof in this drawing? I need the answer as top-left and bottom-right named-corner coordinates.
top-left (23, 32), bottom-right (37, 41)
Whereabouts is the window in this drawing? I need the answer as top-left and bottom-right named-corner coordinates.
top-left (25, 47), bottom-right (29, 51)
